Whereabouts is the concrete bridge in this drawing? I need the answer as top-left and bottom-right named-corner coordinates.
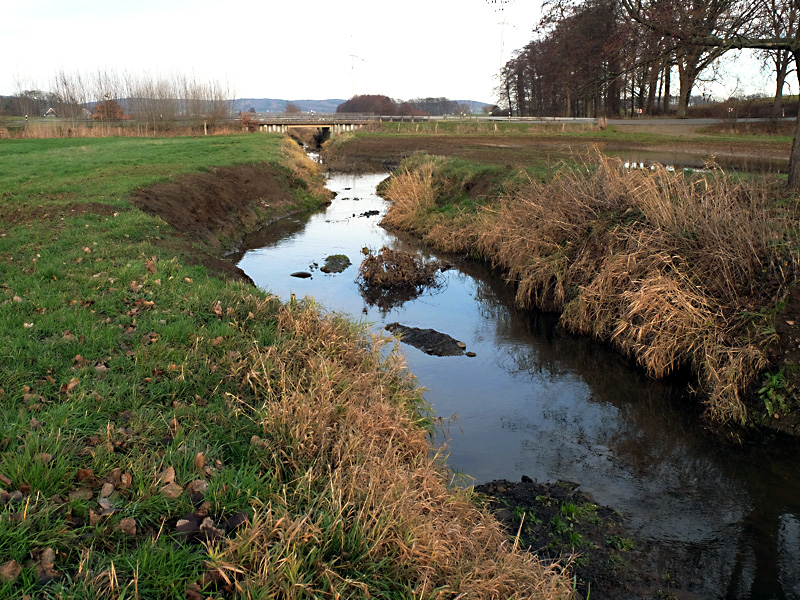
top-left (249, 113), bottom-right (431, 134)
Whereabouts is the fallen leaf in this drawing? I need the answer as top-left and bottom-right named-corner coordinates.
top-left (76, 468), bottom-right (93, 482)
top-left (12, 296), bottom-right (21, 303)
top-left (100, 483), bottom-right (114, 498)
top-left (69, 487), bottom-right (93, 501)
top-left (160, 482), bottom-right (183, 499)
top-left (0, 472), bottom-right (11, 486)
top-left (23, 323), bottom-right (33, 329)
top-left (60, 378), bottom-right (80, 394)
top-left (194, 453), bottom-right (206, 470)
top-left (184, 278), bottom-right (193, 283)
top-left (35, 548), bottom-right (60, 584)
top-left (74, 355), bottom-right (91, 367)
top-left (0, 559), bottom-right (21, 583)
top-left (145, 259), bottom-right (157, 273)
top-left (787, 320), bottom-right (796, 326)
top-left (212, 301), bottom-right (222, 317)
top-left (118, 517), bottom-right (137, 535)
top-left (158, 466), bottom-right (176, 485)
top-left (36, 453), bottom-right (52, 464)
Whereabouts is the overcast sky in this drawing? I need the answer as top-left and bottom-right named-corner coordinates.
top-left (3, 0), bottom-right (776, 104)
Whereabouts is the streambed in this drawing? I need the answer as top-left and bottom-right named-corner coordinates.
top-left (234, 172), bottom-right (800, 600)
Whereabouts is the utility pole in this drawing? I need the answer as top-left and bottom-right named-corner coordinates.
top-left (350, 53), bottom-right (364, 98)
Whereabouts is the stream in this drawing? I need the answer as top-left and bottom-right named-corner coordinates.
top-left (234, 171), bottom-right (800, 600)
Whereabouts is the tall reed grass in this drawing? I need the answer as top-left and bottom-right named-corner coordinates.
top-left (382, 155), bottom-right (797, 424)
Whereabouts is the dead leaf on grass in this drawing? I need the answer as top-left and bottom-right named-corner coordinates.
top-left (118, 517), bottom-right (137, 535)
top-left (160, 482), bottom-right (183, 499)
top-left (35, 548), bottom-right (60, 584)
top-left (73, 355), bottom-right (91, 367)
top-left (158, 466), bottom-right (176, 485)
top-left (141, 331), bottom-right (159, 345)
top-left (194, 453), bottom-right (206, 470)
top-left (60, 378), bottom-right (80, 395)
top-left (0, 559), bottom-right (21, 583)
top-left (69, 487), bottom-right (93, 502)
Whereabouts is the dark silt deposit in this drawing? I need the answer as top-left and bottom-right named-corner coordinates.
top-left (236, 171), bottom-right (800, 600)
top-left (385, 323), bottom-right (466, 357)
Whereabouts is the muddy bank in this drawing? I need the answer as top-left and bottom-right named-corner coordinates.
top-left (130, 162), bottom-right (331, 281)
top-left (476, 479), bottom-right (714, 600)
top-left (321, 130), bottom-right (790, 173)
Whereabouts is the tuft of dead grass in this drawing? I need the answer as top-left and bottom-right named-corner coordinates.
top-left (382, 154), bottom-right (798, 425)
top-left (214, 299), bottom-right (573, 599)
top-left (358, 246), bottom-right (441, 288)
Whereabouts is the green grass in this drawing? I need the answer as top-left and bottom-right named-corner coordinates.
top-left (0, 134), bottom-right (314, 597)
top-left (0, 135), bottom-right (283, 211)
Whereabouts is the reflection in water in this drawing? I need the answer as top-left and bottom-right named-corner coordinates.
top-left (604, 145), bottom-right (788, 174)
top-left (237, 172), bottom-right (800, 600)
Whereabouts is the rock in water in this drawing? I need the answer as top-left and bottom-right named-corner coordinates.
top-left (385, 323), bottom-right (466, 357)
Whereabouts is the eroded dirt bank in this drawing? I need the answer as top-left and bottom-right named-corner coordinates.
top-left (129, 162), bottom-right (330, 281)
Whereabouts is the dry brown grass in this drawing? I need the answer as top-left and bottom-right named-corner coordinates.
top-left (382, 155), bottom-right (797, 424)
top-left (358, 246), bottom-right (441, 288)
top-left (9, 121), bottom-right (245, 139)
top-left (213, 297), bottom-right (572, 599)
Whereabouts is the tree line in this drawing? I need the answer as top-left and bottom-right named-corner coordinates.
top-left (2, 70), bottom-right (233, 131)
top-left (494, 0), bottom-right (800, 186)
top-left (336, 95), bottom-right (474, 116)
top-left (497, 0), bottom-right (796, 120)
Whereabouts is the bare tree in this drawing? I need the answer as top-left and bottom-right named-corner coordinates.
top-left (620, 0), bottom-right (800, 186)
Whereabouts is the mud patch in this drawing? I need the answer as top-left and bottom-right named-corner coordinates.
top-left (475, 478), bottom-right (699, 600)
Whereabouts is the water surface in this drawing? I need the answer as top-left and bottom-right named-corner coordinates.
top-left (236, 172), bottom-right (800, 599)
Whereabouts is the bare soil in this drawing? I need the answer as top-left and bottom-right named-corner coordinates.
top-left (322, 129), bottom-right (790, 173)
top-left (129, 162), bottom-right (328, 283)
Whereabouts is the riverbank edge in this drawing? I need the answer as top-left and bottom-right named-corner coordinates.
top-left (374, 153), bottom-right (800, 436)
top-left (0, 136), bottom-right (573, 599)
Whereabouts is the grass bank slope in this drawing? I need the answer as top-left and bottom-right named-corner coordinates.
top-left (381, 153), bottom-right (800, 430)
top-left (0, 135), bottom-right (570, 599)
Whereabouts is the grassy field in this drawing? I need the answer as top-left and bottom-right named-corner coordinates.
top-left (0, 135), bottom-right (570, 599)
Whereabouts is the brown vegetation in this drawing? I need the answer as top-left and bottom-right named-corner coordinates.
top-left (381, 155), bottom-right (798, 425)
top-left (358, 246), bottom-right (441, 288)
top-left (213, 299), bottom-right (573, 598)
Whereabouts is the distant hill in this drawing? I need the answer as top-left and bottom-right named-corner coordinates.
top-left (233, 98), bottom-right (492, 114)
top-left (233, 99), bottom-right (346, 114)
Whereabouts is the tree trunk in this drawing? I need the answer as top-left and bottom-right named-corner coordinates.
top-left (663, 66), bottom-right (670, 114)
top-left (787, 109), bottom-right (800, 188)
top-left (773, 53), bottom-right (789, 119)
top-left (788, 52), bottom-right (800, 189)
top-left (644, 63), bottom-right (659, 114)
top-left (676, 64), bottom-right (694, 118)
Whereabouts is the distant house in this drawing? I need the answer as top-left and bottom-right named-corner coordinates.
top-left (44, 107), bottom-right (58, 118)
top-left (81, 107), bottom-right (93, 119)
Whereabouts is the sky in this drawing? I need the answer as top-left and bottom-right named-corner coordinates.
top-left (2, 0), bottom-right (776, 104)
